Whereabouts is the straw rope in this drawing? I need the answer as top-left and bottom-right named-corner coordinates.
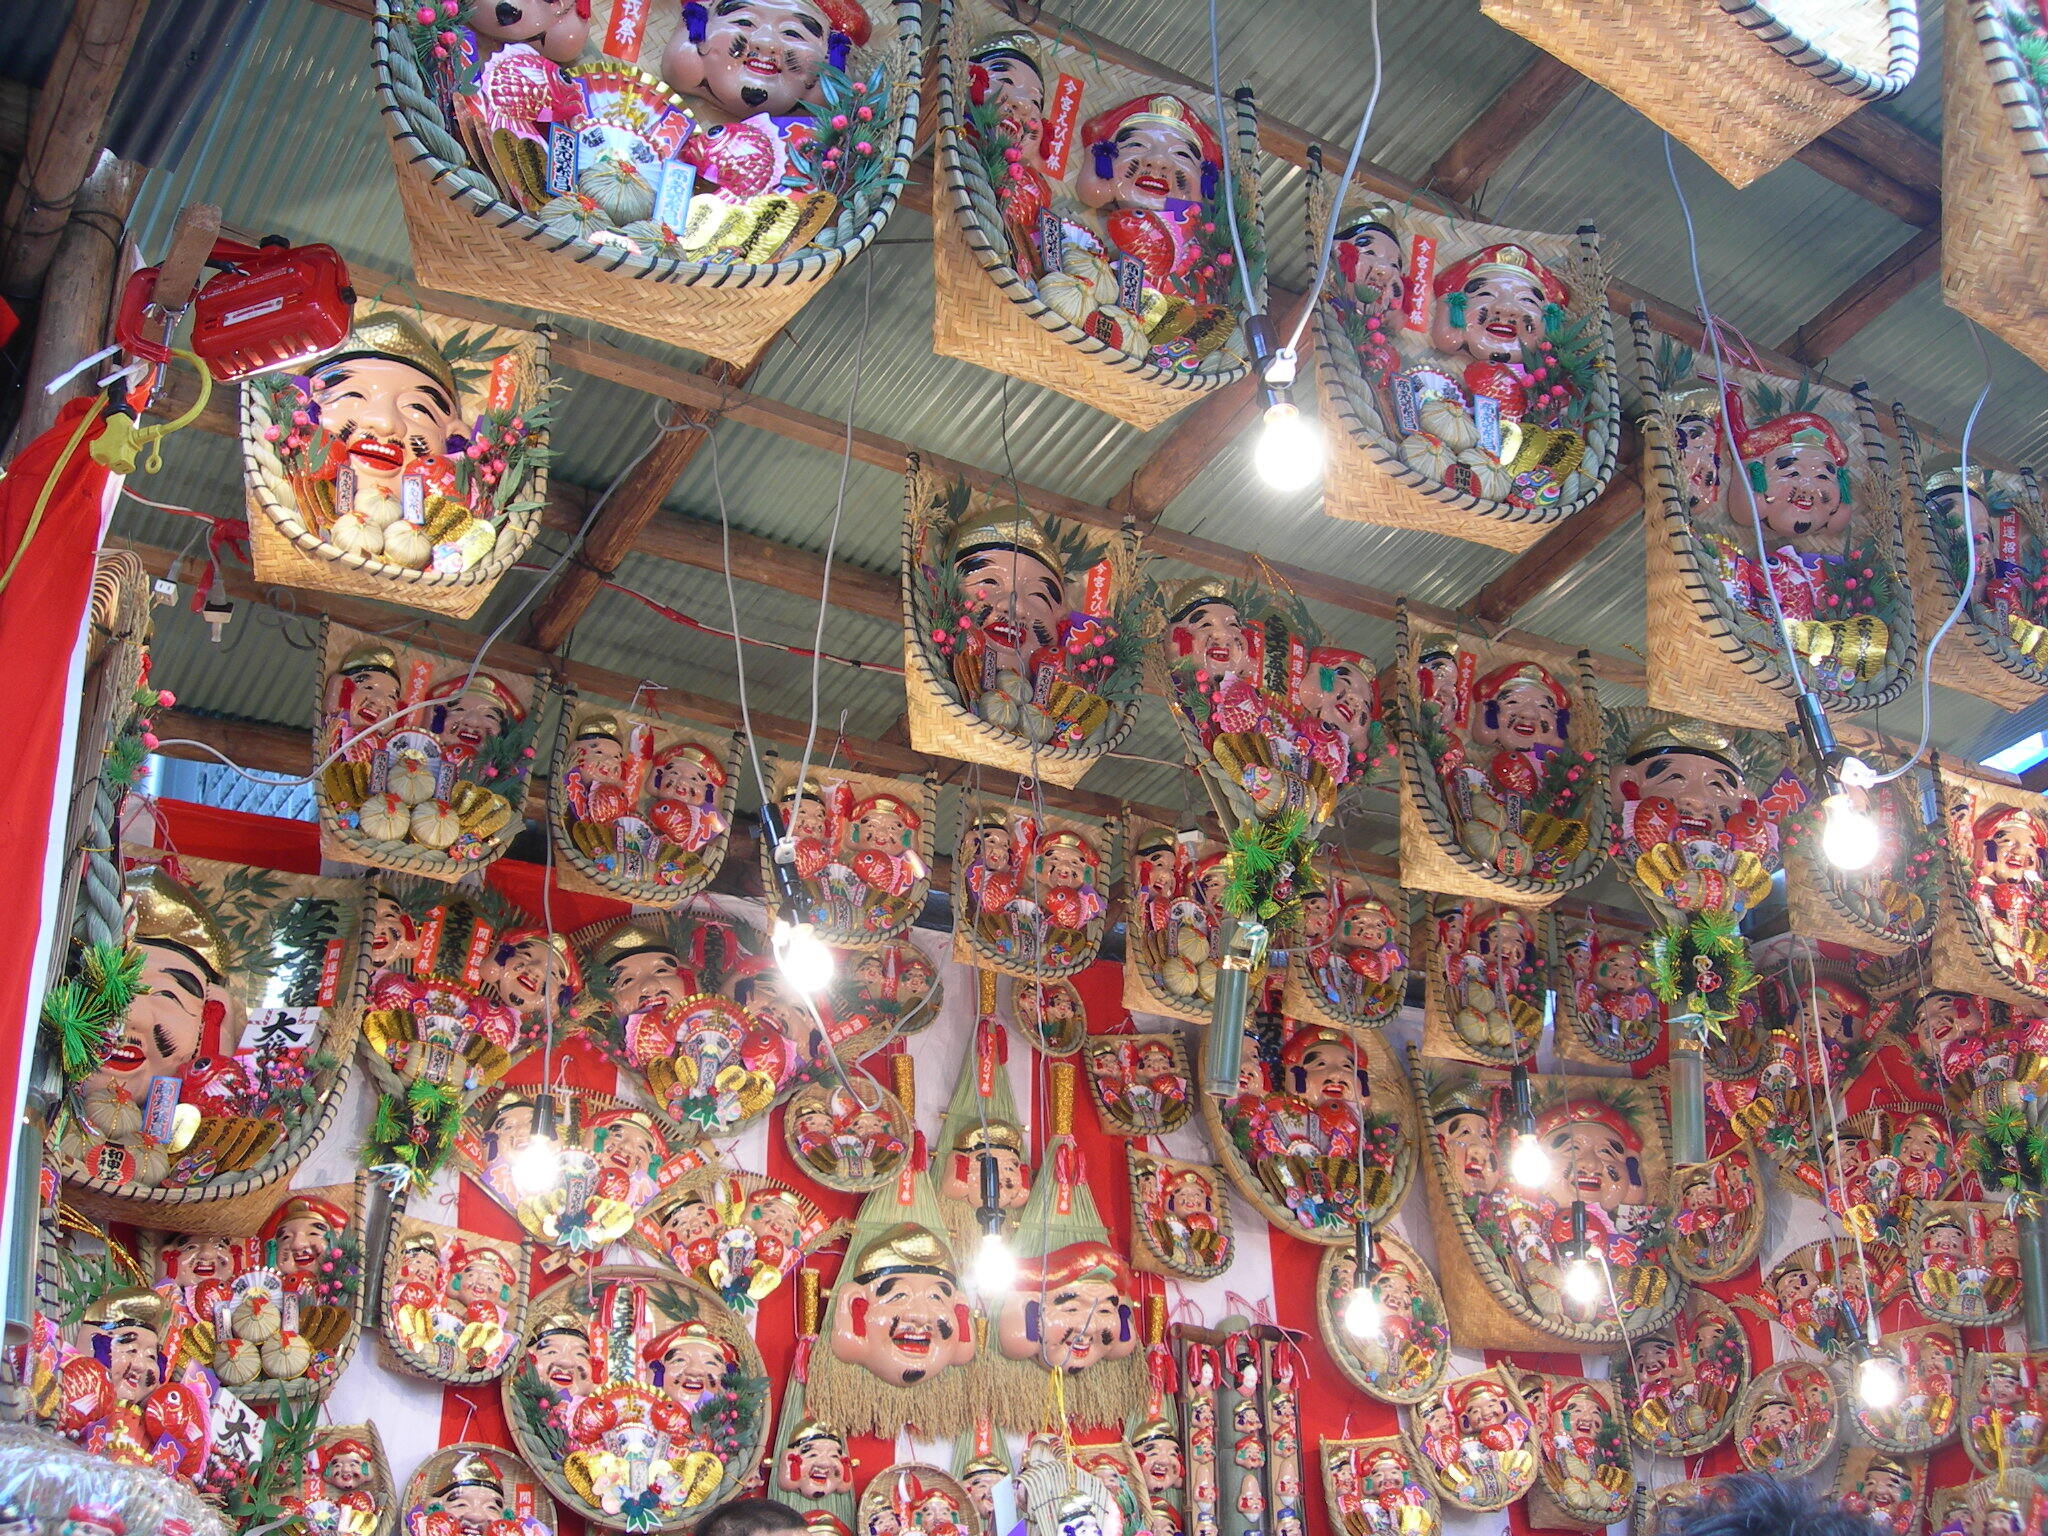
top-left (1481, 0), bottom-right (1916, 188)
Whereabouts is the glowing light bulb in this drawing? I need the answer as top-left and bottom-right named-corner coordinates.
top-left (972, 1231), bottom-right (1017, 1298)
top-left (772, 918), bottom-right (836, 995)
top-left (1820, 792), bottom-right (1881, 872)
top-left (1510, 1133), bottom-right (1553, 1189)
top-left (509, 1134), bottom-right (563, 1197)
top-left (1562, 1257), bottom-right (1601, 1305)
top-left (1253, 401), bottom-right (1322, 491)
top-left (1343, 1285), bottom-right (1385, 1340)
top-left (1857, 1353), bottom-right (1904, 1410)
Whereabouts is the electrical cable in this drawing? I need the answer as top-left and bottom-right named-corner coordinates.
top-left (1281, 0), bottom-right (1383, 360)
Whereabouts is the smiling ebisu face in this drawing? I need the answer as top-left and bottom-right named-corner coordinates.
top-left (1745, 439), bottom-right (1852, 544)
top-left (84, 934), bottom-right (221, 1103)
top-left (663, 0), bottom-right (842, 123)
top-left (313, 356), bottom-right (462, 495)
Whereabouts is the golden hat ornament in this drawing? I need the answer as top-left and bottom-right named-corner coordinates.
top-left (127, 866), bottom-right (230, 980)
top-left (1923, 453), bottom-right (1993, 498)
top-left (1164, 575), bottom-right (1235, 625)
top-left (1622, 719), bottom-right (1740, 768)
top-left (959, 1452), bottom-right (1009, 1479)
top-left (527, 1306), bottom-right (587, 1343)
top-left (970, 807), bottom-right (1018, 834)
top-left (339, 642), bottom-right (401, 678)
top-left (1335, 199), bottom-right (1399, 241)
top-left (967, 29), bottom-right (1047, 76)
top-left (954, 1119), bottom-right (1026, 1155)
top-left (85, 1287), bottom-right (174, 1338)
top-left (591, 919), bottom-right (678, 972)
top-left (945, 505), bottom-right (1060, 570)
top-left (1132, 827), bottom-right (1179, 858)
top-left (324, 311), bottom-right (461, 402)
top-left (574, 713), bottom-right (623, 744)
top-left (435, 1453), bottom-right (506, 1498)
top-left (1036, 829), bottom-right (1098, 860)
top-left (1665, 383), bottom-right (1725, 425)
top-left (850, 1221), bottom-right (956, 1282)
top-left (400, 1230), bottom-right (441, 1257)
top-left (787, 1417), bottom-right (842, 1449)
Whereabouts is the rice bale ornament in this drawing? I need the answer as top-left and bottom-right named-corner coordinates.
top-left (768, 1270), bottom-right (857, 1529)
top-left (930, 2), bottom-right (1264, 429)
top-left (49, 856), bottom-right (368, 1226)
top-left (1733, 1361), bottom-right (1838, 1476)
top-left (1781, 744), bottom-right (1940, 955)
top-left (1084, 1031), bottom-right (1191, 1137)
top-left (806, 1108), bottom-right (977, 1438)
top-left (1606, 709), bottom-right (1801, 1032)
top-left (281, 1424), bottom-right (399, 1536)
top-left (1637, 332), bottom-right (1913, 727)
top-left (928, 1009), bottom-right (1032, 1253)
top-left (1933, 1470), bottom-right (2048, 1536)
top-left (759, 764), bottom-right (937, 949)
top-left (1610, 1290), bottom-right (1749, 1458)
top-left (380, 1212), bottom-right (529, 1382)
top-left (402, 1444), bottom-right (558, 1536)
top-left (243, 304), bottom-right (554, 617)
top-left (1206, 1017), bottom-right (1415, 1245)
top-left (1420, 897), bottom-right (1549, 1068)
top-left (1962, 1352), bottom-right (2048, 1474)
top-left (1405, 1367), bottom-right (1538, 1512)
top-left (1416, 1063), bottom-right (1681, 1348)
top-left (1126, 1149), bottom-right (1231, 1281)
top-left (1899, 418), bottom-right (2048, 708)
top-left (1320, 1437), bottom-right (1441, 1536)
top-left (1831, 1449), bottom-right (1925, 1536)
top-left (505, 1267), bottom-right (767, 1532)
top-left (548, 693), bottom-right (741, 905)
top-left (372, 0), bottom-right (924, 360)
top-left (632, 1173), bottom-right (839, 1316)
top-left (1281, 868), bottom-right (1407, 1031)
top-left (903, 471), bottom-right (1148, 783)
top-left (1552, 914), bottom-right (1659, 1065)
top-left (1122, 819), bottom-right (1230, 1023)
top-left (314, 624), bottom-right (545, 879)
top-left (458, 1084), bottom-right (707, 1264)
top-left (1527, 1376), bottom-right (1632, 1530)
top-left (1316, 1231), bottom-right (1450, 1407)
top-left (858, 1465), bottom-right (982, 1536)
top-left (1480, 0), bottom-right (1916, 189)
top-left (359, 879), bottom-right (557, 1191)
top-left (783, 1070), bottom-right (911, 1193)
top-left (1665, 1145), bottom-right (1766, 1284)
top-left (576, 912), bottom-right (835, 1138)
top-left (1308, 185), bottom-right (1619, 551)
top-left (1849, 1324), bottom-right (1961, 1454)
top-left (206, 1182), bottom-right (366, 1403)
top-left (1946, 0), bottom-right (2048, 375)
top-left (979, 1068), bottom-right (1145, 1432)
top-left (1936, 764), bottom-right (2048, 1007)
top-left (1739, 1237), bottom-right (1900, 1360)
top-left (954, 803), bottom-right (1113, 977)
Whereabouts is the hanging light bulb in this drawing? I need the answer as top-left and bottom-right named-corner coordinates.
top-left (1794, 692), bottom-right (1883, 872)
top-left (972, 1229), bottom-right (1017, 1298)
top-left (1253, 400), bottom-right (1322, 491)
top-left (1343, 1284), bottom-right (1385, 1339)
top-left (508, 1096), bottom-right (564, 1197)
top-left (772, 917), bottom-right (836, 995)
top-left (1509, 1132), bottom-right (1552, 1189)
top-left (1562, 1256), bottom-right (1602, 1305)
top-left (1819, 791), bottom-right (1881, 871)
top-left (1857, 1352), bottom-right (1904, 1410)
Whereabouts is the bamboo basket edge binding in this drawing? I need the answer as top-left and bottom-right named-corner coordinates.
top-left (378, 1202), bottom-right (535, 1387)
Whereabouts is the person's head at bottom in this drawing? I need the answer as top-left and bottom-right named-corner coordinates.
top-left (1653, 1476), bottom-right (1889, 1536)
top-left (697, 1500), bottom-right (810, 1536)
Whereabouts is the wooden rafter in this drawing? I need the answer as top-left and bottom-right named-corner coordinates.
top-left (1779, 224), bottom-right (1943, 366)
top-left (1467, 428), bottom-right (1644, 628)
top-left (1425, 52), bottom-right (1582, 206)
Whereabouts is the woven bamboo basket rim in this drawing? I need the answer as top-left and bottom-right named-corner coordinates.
top-left (1084, 1030), bottom-right (1194, 1135)
top-left (1665, 1148), bottom-right (1767, 1284)
top-left (1320, 1437), bottom-right (1445, 1529)
top-left (1611, 1290), bottom-right (1749, 1457)
top-left (1405, 1366), bottom-right (1542, 1512)
top-left (780, 1069), bottom-right (912, 1194)
top-left (929, 0), bottom-right (1257, 398)
top-left (1527, 1375), bottom-right (1634, 1528)
top-left (1784, 843), bottom-right (1915, 955)
top-left (402, 1442), bottom-right (562, 1532)
top-left (1420, 901), bottom-right (1554, 1069)
top-left (899, 456), bottom-right (1141, 783)
top-left (1720, 0), bottom-right (1921, 97)
top-left (544, 687), bottom-right (740, 907)
top-left (1905, 1201), bottom-right (2024, 1328)
top-left (1126, 1146), bottom-right (1233, 1280)
top-left (757, 762), bottom-right (935, 949)
top-left (1960, 1356), bottom-right (2048, 1474)
top-left (1281, 925), bottom-right (1406, 1030)
top-left (1407, 1049), bottom-right (1686, 1348)
top-left (1945, 0), bottom-right (2048, 370)
top-left (1935, 765), bottom-right (2048, 1007)
top-left (369, 0), bottom-right (924, 290)
top-left (1731, 1361), bottom-right (1840, 1475)
top-left (949, 806), bottom-right (1109, 979)
top-left (1392, 603), bottom-right (1608, 902)
top-left (58, 895), bottom-right (371, 1235)
top-left (1315, 1231), bottom-right (1449, 1406)
top-left (1200, 1023), bottom-right (1416, 1245)
top-left (1634, 309), bottom-right (1916, 718)
top-left (378, 1202), bottom-right (534, 1385)
top-left (1845, 1323), bottom-right (1962, 1453)
top-left (507, 1267), bottom-right (767, 1530)
top-left (226, 1173), bottom-right (371, 1407)
top-left (1966, 0), bottom-right (2048, 194)
top-left (239, 327), bottom-right (552, 599)
top-left (1304, 168), bottom-right (1620, 536)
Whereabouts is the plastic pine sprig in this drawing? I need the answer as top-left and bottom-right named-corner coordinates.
top-left (41, 941), bottom-right (145, 1081)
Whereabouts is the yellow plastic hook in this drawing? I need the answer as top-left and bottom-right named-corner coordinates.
top-left (89, 348), bottom-right (214, 476)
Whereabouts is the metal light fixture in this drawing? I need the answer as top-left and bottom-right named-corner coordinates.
top-left (1796, 693), bottom-right (1881, 872)
top-left (1246, 313), bottom-right (1322, 492)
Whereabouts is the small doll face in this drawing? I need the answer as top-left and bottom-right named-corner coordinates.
top-left (1038, 840), bottom-right (1096, 892)
top-left (1435, 1108), bottom-right (1499, 1196)
top-left (785, 795), bottom-right (829, 841)
top-left (1449, 271), bottom-right (1547, 365)
top-left (968, 826), bottom-right (1013, 872)
top-left (653, 752), bottom-right (717, 804)
top-left (398, 1247), bottom-right (442, 1284)
top-left (1293, 1039), bottom-right (1363, 1105)
top-left (529, 1329), bottom-right (592, 1392)
top-left (1772, 1264), bottom-right (1817, 1309)
top-left (599, 1120), bottom-right (659, 1177)
top-left (1913, 993), bottom-right (1983, 1060)
top-left (86, 935), bottom-right (220, 1099)
top-left (976, 49), bottom-right (1045, 141)
top-left (1295, 892), bottom-right (1332, 944)
top-left (1562, 1395), bottom-right (1604, 1437)
top-left (610, 948), bottom-right (690, 1017)
top-left (1985, 813), bottom-right (2045, 882)
top-left (664, 1195), bottom-right (716, 1246)
top-left (1175, 600), bottom-right (1252, 675)
top-left (999, 1273), bottom-right (1134, 1372)
top-left (571, 735), bottom-right (626, 782)
top-left (487, 1101), bottom-right (535, 1161)
top-left (1476, 914), bottom-right (1530, 974)
top-left (103, 1323), bottom-right (163, 1404)
top-left (489, 936), bottom-right (567, 1017)
top-left (1341, 228), bottom-right (1405, 315)
top-left (1591, 942), bottom-right (1641, 996)
top-left (956, 548), bottom-right (1065, 670)
top-left (438, 689), bottom-right (509, 755)
top-left (786, 1431), bottom-right (849, 1495)
top-left (1754, 1402), bottom-right (1796, 1439)
top-left (658, 1336), bottom-right (728, 1402)
top-left (324, 1451), bottom-right (371, 1492)
top-left (1634, 1340), bottom-right (1675, 1383)
top-left (855, 804), bottom-right (912, 848)
top-left (442, 1485), bottom-right (503, 1536)
top-left (1365, 1453), bottom-right (1410, 1495)
top-left (665, 0), bottom-right (840, 120)
top-left (313, 357), bottom-right (461, 493)
top-left (1747, 442), bottom-right (1849, 541)
top-left (1307, 659), bottom-right (1374, 742)
top-left (1377, 1264), bottom-right (1415, 1314)
top-left (1103, 122), bottom-right (1204, 210)
top-left (160, 1233), bottom-right (239, 1284)
top-left (455, 1249), bottom-right (512, 1297)
top-left (1459, 1386), bottom-right (1509, 1435)
top-left (1897, 1121), bottom-right (1948, 1171)
top-left (1338, 902), bottom-right (1393, 950)
top-left (342, 668), bottom-right (402, 734)
top-left (274, 1213), bottom-right (336, 1276)
top-left (1991, 1222), bottom-right (2021, 1267)
top-left (1676, 412), bottom-right (1724, 511)
top-left (1860, 1467), bottom-right (1912, 1512)
top-left (1167, 1176), bottom-right (1211, 1217)
top-left (1482, 678), bottom-right (1563, 751)
top-left (962, 1469), bottom-right (1002, 1519)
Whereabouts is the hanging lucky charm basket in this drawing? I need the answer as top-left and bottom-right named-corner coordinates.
top-left (1946, 0), bottom-right (2048, 370)
top-left (1480, 0), bottom-right (1917, 188)
top-left (901, 457), bottom-right (1148, 786)
top-left (930, 0), bottom-right (1265, 429)
top-left (242, 300), bottom-right (553, 619)
top-left (1780, 743), bottom-right (1939, 955)
top-left (1933, 762), bottom-right (2048, 1008)
top-left (370, 0), bottom-right (924, 361)
top-left (1635, 315), bottom-right (1915, 730)
top-left (1308, 171), bottom-right (1620, 551)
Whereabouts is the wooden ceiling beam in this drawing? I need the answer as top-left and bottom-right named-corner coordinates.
top-left (1467, 428), bottom-right (1644, 628)
top-left (1778, 224), bottom-right (1942, 366)
top-left (1425, 53), bottom-right (1582, 206)
top-left (1790, 132), bottom-right (1939, 228)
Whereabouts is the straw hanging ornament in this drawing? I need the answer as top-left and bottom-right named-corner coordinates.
top-left (768, 1269), bottom-right (858, 1526)
top-left (1127, 1295), bottom-right (1186, 1536)
top-left (929, 991), bottom-right (1033, 1254)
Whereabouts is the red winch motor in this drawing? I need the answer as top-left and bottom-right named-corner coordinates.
top-left (116, 236), bottom-right (355, 383)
